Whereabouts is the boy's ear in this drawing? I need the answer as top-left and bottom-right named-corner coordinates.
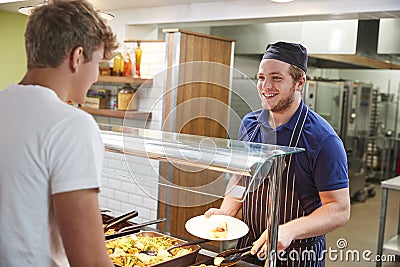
top-left (70, 46), bottom-right (84, 73)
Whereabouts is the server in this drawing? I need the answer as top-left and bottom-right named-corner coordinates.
top-left (205, 41), bottom-right (350, 267)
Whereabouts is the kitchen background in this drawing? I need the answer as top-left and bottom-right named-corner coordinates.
top-left (0, 0), bottom-right (399, 266)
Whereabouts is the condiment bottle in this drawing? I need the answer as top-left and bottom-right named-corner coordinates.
top-left (117, 84), bottom-right (137, 111)
top-left (113, 52), bottom-right (124, 76)
top-left (135, 41), bottom-right (142, 78)
top-left (124, 52), bottom-right (132, 77)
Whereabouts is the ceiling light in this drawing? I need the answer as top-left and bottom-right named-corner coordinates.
top-left (0, 0), bottom-right (25, 3)
top-left (270, 0), bottom-right (296, 3)
top-left (18, 0), bottom-right (48, 15)
top-left (99, 11), bottom-right (114, 21)
top-left (18, 0), bottom-right (114, 20)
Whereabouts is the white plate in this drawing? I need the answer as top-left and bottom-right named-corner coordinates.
top-left (185, 215), bottom-right (249, 241)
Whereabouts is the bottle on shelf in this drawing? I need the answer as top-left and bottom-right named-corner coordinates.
top-left (99, 61), bottom-right (111, 76)
top-left (124, 52), bottom-right (133, 77)
top-left (135, 40), bottom-right (142, 78)
top-left (117, 84), bottom-right (137, 111)
top-left (112, 51), bottom-right (124, 76)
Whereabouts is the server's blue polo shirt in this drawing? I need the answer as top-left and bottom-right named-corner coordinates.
top-left (238, 101), bottom-right (349, 215)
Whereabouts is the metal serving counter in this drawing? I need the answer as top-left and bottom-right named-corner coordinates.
top-left (376, 176), bottom-right (400, 267)
top-left (106, 222), bottom-right (260, 267)
top-left (99, 124), bottom-right (305, 267)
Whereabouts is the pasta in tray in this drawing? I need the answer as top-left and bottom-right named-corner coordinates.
top-left (105, 228), bottom-right (116, 235)
top-left (106, 234), bottom-right (192, 267)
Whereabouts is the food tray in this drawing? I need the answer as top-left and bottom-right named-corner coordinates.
top-left (107, 231), bottom-right (201, 267)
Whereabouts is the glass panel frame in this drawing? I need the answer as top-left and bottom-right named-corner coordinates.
top-left (99, 124), bottom-right (304, 202)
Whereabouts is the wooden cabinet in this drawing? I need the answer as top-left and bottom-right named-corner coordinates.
top-left (158, 29), bottom-right (235, 246)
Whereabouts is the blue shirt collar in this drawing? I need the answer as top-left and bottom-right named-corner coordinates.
top-left (258, 101), bottom-right (305, 131)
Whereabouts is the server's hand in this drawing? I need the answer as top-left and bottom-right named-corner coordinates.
top-left (204, 208), bottom-right (227, 217)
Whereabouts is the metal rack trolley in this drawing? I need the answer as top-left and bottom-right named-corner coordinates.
top-left (99, 124), bottom-right (304, 267)
top-left (376, 176), bottom-right (400, 267)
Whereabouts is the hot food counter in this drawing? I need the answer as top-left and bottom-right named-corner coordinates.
top-left (98, 124), bottom-right (304, 267)
top-left (101, 210), bottom-right (260, 266)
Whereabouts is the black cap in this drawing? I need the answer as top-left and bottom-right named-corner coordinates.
top-left (262, 41), bottom-right (308, 73)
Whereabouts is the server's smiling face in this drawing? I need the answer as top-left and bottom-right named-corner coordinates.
top-left (257, 59), bottom-right (297, 114)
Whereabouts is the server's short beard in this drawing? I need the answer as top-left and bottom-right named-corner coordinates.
top-left (269, 84), bottom-right (296, 113)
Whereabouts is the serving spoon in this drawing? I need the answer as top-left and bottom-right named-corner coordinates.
top-left (103, 210), bottom-right (139, 233)
top-left (141, 238), bottom-right (209, 256)
top-left (214, 245), bottom-right (253, 267)
top-left (105, 217), bottom-right (166, 241)
top-left (117, 217), bottom-right (166, 233)
top-left (166, 238), bottom-right (210, 253)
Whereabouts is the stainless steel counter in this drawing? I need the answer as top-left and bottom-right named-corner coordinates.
top-left (376, 176), bottom-right (400, 267)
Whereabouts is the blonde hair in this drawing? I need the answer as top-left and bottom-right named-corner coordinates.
top-left (289, 65), bottom-right (305, 82)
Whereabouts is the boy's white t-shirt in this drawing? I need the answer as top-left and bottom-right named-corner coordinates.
top-left (0, 84), bottom-right (104, 267)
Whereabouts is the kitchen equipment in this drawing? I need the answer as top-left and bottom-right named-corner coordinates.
top-left (100, 209), bottom-right (111, 213)
top-left (107, 231), bottom-right (201, 267)
top-left (102, 214), bottom-right (135, 235)
top-left (118, 217), bottom-right (166, 233)
top-left (99, 123), bottom-right (303, 266)
top-left (214, 246), bottom-right (253, 266)
top-left (140, 236), bottom-right (208, 256)
top-left (105, 217), bottom-right (166, 240)
top-left (166, 238), bottom-right (210, 253)
top-left (218, 251), bottom-right (252, 266)
top-left (103, 210), bottom-right (138, 233)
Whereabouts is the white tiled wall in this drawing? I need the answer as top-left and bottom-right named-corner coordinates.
top-left (93, 41), bottom-right (166, 223)
top-left (99, 152), bottom-right (160, 223)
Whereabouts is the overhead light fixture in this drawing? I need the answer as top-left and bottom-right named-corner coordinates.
top-left (99, 11), bottom-right (114, 21)
top-left (18, 0), bottom-right (48, 15)
top-left (0, 0), bottom-right (25, 4)
top-left (18, 0), bottom-right (114, 20)
top-left (270, 0), bottom-right (296, 2)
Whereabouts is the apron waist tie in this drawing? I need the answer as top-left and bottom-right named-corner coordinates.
top-left (287, 235), bottom-right (324, 249)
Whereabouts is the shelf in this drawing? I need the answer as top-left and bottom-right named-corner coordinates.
top-left (383, 235), bottom-right (400, 255)
top-left (124, 39), bottom-right (165, 43)
top-left (97, 75), bottom-right (152, 86)
top-left (80, 107), bottom-right (152, 120)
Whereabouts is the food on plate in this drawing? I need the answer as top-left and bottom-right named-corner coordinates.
top-left (213, 256), bottom-right (224, 266)
top-left (190, 265), bottom-right (217, 267)
top-left (106, 234), bottom-right (192, 267)
top-left (210, 221), bottom-right (228, 238)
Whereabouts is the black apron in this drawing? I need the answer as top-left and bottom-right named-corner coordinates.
top-left (237, 105), bottom-right (325, 267)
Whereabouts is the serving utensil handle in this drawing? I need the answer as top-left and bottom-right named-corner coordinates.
top-left (117, 217), bottom-right (166, 233)
top-left (167, 238), bottom-right (210, 252)
top-left (103, 210), bottom-right (139, 232)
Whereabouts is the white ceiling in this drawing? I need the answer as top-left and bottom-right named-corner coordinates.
top-left (1, 0), bottom-right (399, 29)
top-left (1, 0), bottom-right (399, 17)
top-left (1, 0), bottom-right (399, 68)
top-left (0, 0), bottom-right (219, 12)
